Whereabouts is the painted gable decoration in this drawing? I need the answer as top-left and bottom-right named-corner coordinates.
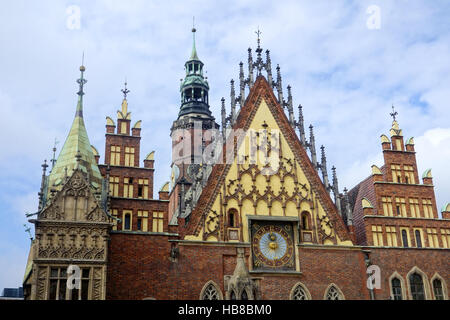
top-left (183, 76), bottom-right (352, 246)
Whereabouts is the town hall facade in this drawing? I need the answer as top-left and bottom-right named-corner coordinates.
top-left (22, 28), bottom-right (450, 300)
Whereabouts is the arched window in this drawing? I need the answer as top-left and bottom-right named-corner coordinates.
top-left (230, 291), bottom-right (236, 300)
top-left (325, 285), bottom-right (343, 300)
top-left (409, 273), bottom-right (425, 300)
top-left (201, 283), bottom-right (220, 300)
top-left (301, 212), bottom-right (310, 230)
top-left (415, 230), bottom-right (422, 248)
top-left (228, 209), bottom-right (238, 228)
top-left (433, 279), bottom-right (444, 300)
top-left (401, 230), bottom-right (409, 248)
top-left (241, 290), bottom-right (248, 300)
top-left (291, 283), bottom-right (310, 300)
top-left (391, 278), bottom-right (403, 300)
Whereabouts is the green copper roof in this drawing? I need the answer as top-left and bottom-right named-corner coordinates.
top-left (47, 66), bottom-right (103, 193)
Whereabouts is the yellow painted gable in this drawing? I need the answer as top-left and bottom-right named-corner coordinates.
top-left (185, 98), bottom-right (352, 246)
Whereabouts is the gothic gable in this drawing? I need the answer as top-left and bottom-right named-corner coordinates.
top-left (39, 169), bottom-right (109, 223)
top-left (183, 76), bottom-right (352, 245)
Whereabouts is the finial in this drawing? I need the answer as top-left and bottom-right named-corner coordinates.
top-left (121, 80), bottom-right (130, 99)
top-left (309, 124), bottom-right (317, 168)
top-left (221, 97), bottom-right (226, 137)
top-left (51, 138), bottom-right (59, 169)
top-left (297, 104), bottom-right (306, 146)
top-left (192, 16), bottom-right (196, 33)
top-left (255, 27), bottom-right (262, 50)
top-left (189, 18), bottom-right (199, 61)
top-left (77, 54), bottom-right (87, 98)
top-left (390, 105), bottom-right (398, 122)
top-left (320, 145), bottom-right (330, 192)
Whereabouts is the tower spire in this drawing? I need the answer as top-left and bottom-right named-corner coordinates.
top-left (190, 17), bottom-right (199, 61)
top-left (47, 62), bottom-right (103, 194)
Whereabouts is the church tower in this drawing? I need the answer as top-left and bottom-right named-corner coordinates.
top-left (168, 26), bottom-right (219, 224)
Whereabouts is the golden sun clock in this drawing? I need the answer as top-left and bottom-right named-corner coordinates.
top-left (251, 221), bottom-right (295, 271)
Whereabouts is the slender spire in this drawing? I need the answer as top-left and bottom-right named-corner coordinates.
top-left (189, 18), bottom-right (199, 61)
top-left (248, 48), bottom-right (254, 87)
top-left (320, 145), bottom-right (330, 192)
top-left (344, 188), bottom-right (353, 226)
top-left (38, 160), bottom-right (48, 210)
top-left (75, 60), bottom-right (87, 118)
top-left (265, 50), bottom-right (273, 87)
top-left (287, 85), bottom-right (295, 127)
top-left (47, 62), bottom-right (103, 193)
top-left (239, 62), bottom-right (245, 107)
top-left (297, 104), bottom-right (306, 146)
top-left (221, 97), bottom-right (226, 137)
top-left (230, 79), bottom-right (236, 123)
top-left (275, 64), bottom-right (284, 104)
top-left (309, 124), bottom-right (317, 169)
top-left (332, 166), bottom-right (342, 216)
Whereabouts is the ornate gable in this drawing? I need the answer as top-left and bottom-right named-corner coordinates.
top-left (183, 76), bottom-right (352, 246)
top-left (39, 169), bottom-right (109, 223)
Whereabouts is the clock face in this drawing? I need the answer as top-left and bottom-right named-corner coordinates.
top-left (251, 222), bottom-right (295, 270)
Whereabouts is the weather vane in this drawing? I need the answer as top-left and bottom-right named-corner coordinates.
top-left (390, 105), bottom-right (398, 121)
top-left (121, 80), bottom-right (130, 99)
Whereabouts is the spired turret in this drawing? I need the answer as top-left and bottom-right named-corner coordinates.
top-left (47, 64), bottom-right (103, 195)
top-left (178, 27), bottom-right (213, 119)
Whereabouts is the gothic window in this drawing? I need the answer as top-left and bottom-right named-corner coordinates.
top-left (291, 283), bottom-right (310, 300)
top-left (228, 209), bottom-right (238, 227)
top-left (433, 279), bottom-right (444, 300)
top-left (71, 268), bottom-right (91, 300)
top-left (325, 285), bottom-right (343, 300)
top-left (201, 283), bottom-right (220, 300)
top-left (49, 267), bottom-right (67, 300)
top-left (415, 230), bottom-right (422, 248)
top-left (409, 273), bottom-right (425, 300)
top-left (401, 229), bottom-right (409, 248)
top-left (301, 212), bottom-right (311, 230)
top-left (391, 278), bottom-right (403, 300)
top-left (123, 211), bottom-right (132, 231)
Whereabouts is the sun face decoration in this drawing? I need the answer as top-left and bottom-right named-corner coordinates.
top-left (252, 223), bottom-right (295, 269)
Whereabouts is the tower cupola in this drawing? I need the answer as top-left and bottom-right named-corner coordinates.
top-left (178, 27), bottom-right (212, 118)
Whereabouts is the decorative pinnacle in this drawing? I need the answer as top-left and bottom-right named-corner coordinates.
top-left (77, 53), bottom-right (87, 97)
top-left (121, 80), bottom-right (130, 99)
top-left (390, 105), bottom-right (398, 122)
top-left (255, 27), bottom-right (262, 50)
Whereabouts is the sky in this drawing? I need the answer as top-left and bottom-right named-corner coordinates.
top-left (0, 0), bottom-right (449, 290)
